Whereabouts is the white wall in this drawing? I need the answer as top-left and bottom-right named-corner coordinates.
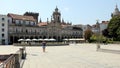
top-left (100, 23), bottom-right (108, 31)
top-left (0, 15), bottom-right (10, 45)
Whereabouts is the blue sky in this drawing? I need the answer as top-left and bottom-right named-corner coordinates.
top-left (0, 0), bottom-right (119, 25)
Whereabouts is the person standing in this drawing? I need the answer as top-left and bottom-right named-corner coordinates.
top-left (42, 41), bottom-right (46, 52)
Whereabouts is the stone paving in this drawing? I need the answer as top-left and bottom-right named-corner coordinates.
top-left (21, 43), bottom-right (120, 68)
top-left (0, 44), bottom-right (120, 68)
top-left (0, 45), bottom-right (21, 54)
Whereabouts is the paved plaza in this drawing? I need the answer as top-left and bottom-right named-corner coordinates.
top-left (0, 45), bottom-right (21, 54)
top-left (0, 44), bottom-right (120, 68)
top-left (22, 44), bottom-right (120, 68)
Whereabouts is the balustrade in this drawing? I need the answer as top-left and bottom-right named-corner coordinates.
top-left (0, 48), bottom-right (26, 68)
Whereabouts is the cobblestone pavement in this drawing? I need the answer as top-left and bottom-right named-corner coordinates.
top-left (21, 44), bottom-right (120, 68)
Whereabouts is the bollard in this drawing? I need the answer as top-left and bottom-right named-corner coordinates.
top-left (20, 48), bottom-right (26, 59)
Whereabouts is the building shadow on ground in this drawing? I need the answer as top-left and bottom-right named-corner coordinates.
top-left (98, 48), bottom-right (120, 54)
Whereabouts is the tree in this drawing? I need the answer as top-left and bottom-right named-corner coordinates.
top-left (90, 34), bottom-right (107, 43)
top-left (108, 16), bottom-right (120, 41)
top-left (90, 34), bottom-right (97, 42)
top-left (102, 29), bottom-right (110, 37)
top-left (84, 29), bottom-right (93, 42)
top-left (116, 27), bottom-right (120, 40)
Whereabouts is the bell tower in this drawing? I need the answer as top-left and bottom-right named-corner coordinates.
top-left (52, 6), bottom-right (61, 23)
top-left (111, 4), bottom-right (120, 17)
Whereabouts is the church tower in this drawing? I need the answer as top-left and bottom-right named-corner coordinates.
top-left (52, 6), bottom-right (61, 23)
top-left (111, 5), bottom-right (120, 17)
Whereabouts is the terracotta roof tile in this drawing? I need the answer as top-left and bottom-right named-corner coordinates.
top-left (8, 13), bottom-right (36, 22)
top-left (101, 21), bottom-right (109, 24)
top-left (38, 22), bottom-right (48, 26)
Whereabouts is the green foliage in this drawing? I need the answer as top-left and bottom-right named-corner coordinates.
top-left (90, 34), bottom-right (97, 42)
top-left (107, 38), bottom-right (113, 43)
top-left (90, 34), bottom-right (107, 43)
top-left (102, 29), bottom-right (110, 37)
top-left (116, 27), bottom-right (120, 40)
top-left (108, 16), bottom-right (120, 41)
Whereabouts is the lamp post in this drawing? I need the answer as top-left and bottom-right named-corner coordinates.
top-left (96, 20), bottom-right (100, 51)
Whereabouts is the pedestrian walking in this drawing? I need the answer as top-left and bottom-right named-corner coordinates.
top-left (42, 40), bottom-right (46, 52)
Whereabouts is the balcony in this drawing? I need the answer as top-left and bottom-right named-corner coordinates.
top-left (9, 32), bottom-right (40, 35)
top-left (9, 23), bottom-right (39, 27)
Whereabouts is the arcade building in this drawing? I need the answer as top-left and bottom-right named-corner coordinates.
top-left (7, 7), bottom-right (83, 44)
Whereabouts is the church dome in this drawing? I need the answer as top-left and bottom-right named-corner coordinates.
top-left (112, 5), bottom-right (120, 17)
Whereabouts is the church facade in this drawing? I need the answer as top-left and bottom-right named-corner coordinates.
top-left (38, 7), bottom-right (83, 41)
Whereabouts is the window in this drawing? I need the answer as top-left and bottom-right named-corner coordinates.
top-left (34, 22), bottom-right (36, 25)
top-left (26, 29), bottom-right (28, 33)
top-left (2, 39), bottom-right (5, 45)
top-left (21, 29), bottom-right (23, 32)
top-left (35, 30), bottom-right (37, 33)
top-left (2, 18), bottom-right (5, 21)
top-left (13, 20), bottom-right (15, 23)
top-left (23, 21), bottom-right (26, 25)
top-left (8, 20), bottom-right (10, 23)
top-left (15, 20), bottom-right (19, 24)
top-left (2, 23), bottom-right (4, 26)
top-left (32, 22), bottom-right (35, 25)
top-left (29, 21), bottom-right (31, 25)
top-left (16, 29), bottom-right (18, 32)
top-left (19, 20), bottom-right (21, 24)
top-left (2, 28), bottom-right (4, 32)
top-left (2, 33), bottom-right (4, 38)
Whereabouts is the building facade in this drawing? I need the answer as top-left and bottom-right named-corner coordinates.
top-left (38, 7), bottom-right (83, 41)
top-left (8, 13), bottom-right (40, 44)
top-left (0, 15), bottom-right (10, 45)
top-left (7, 7), bottom-right (83, 44)
top-left (91, 21), bottom-right (109, 34)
